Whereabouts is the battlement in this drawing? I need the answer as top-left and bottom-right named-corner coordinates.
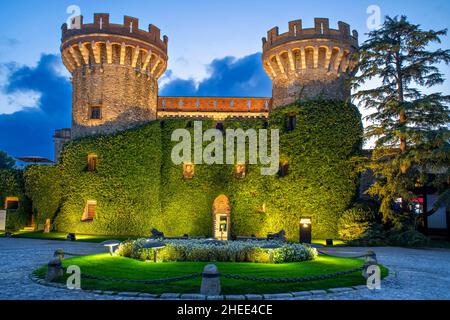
top-left (157, 97), bottom-right (271, 120)
top-left (62, 13), bottom-right (168, 55)
top-left (262, 18), bottom-right (358, 52)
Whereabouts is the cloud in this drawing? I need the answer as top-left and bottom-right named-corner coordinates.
top-left (0, 52), bottom-right (272, 160)
top-left (160, 53), bottom-right (272, 97)
top-left (0, 54), bottom-right (72, 159)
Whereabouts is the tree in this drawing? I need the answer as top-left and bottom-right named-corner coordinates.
top-left (0, 150), bottom-right (15, 170)
top-left (352, 16), bottom-right (450, 227)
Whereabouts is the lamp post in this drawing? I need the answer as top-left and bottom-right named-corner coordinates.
top-left (300, 218), bottom-right (312, 244)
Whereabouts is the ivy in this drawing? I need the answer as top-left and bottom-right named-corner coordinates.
top-left (20, 99), bottom-right (363, 240)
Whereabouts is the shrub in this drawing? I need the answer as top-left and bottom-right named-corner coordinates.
top-left (117, 239), bottom-right (318, 264)
top-left (338, 207), bottom-right (375, 241)
top-left (388, 230), bottom-right (430, 247)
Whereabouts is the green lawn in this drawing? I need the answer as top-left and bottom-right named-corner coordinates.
top-left (34, 254), bottom-right (388, 294)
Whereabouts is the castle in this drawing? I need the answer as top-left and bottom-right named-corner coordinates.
top-left (54, 14), bottom-right (358, 161)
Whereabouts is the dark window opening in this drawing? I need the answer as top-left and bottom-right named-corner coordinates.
top-left (216, 123), bottom-right (224, 133)
top-left (279, 161), bottom-right (289, 177)
top-left (160, 120), bottom-right (165, 128)
top-left (186, 121), bottom-right (193, 129)
top-left (90, 106), bottom-right (102, 120)
top-left (5, 197), bottom-right (19, 210)
top-left (286, 114), bottom-right (297, 132)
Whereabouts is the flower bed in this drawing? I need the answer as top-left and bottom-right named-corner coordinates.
top-left (117, 239), bottom-right (318, 264)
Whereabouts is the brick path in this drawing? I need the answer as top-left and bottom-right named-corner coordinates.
top-left (1, 238), bottom-right (449, 300)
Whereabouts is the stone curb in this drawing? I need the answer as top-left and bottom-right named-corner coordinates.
top-left (29, 273), bottom-right (371, 300)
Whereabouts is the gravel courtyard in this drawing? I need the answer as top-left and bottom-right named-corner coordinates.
top-left (0, 238), bottom-right (449, 300)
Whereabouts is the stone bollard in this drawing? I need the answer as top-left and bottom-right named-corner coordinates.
top-left (362, 250), bottom-right (378, 279)
top-left (46, 256), bottom-right (64, 282)
top-left (200, 264), bottom-right (221, 296)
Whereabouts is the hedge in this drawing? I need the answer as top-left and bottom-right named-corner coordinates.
top-left (0, 169), bottom-right (31, 230)
top-left (20, 99), bottom-right (363, 240)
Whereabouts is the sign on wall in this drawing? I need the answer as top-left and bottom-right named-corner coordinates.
top-left (0, 210), bottom-right (6, 231)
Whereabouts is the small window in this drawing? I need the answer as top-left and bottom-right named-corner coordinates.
top-left (179, 100), bottom-right (183, 109)
top-left (286, 114), bottom-right (297, 132)
top-left (235, 164), bottom-right (246, 179)
top-left (162, 100), bottom-right (166, 108)
top-left (87, 154), bottom-right (98, 172)
top-left (82, 200), bottom-right (97, 222)
top-left (90, 106), bottom-right (102, 120)
top-left (4, 197), bottom-right (19, 210)
top-left (216, 123), bottom-right (224, 133)
top-left (230, 100), bottom-right (234, 108)
top-left (279, 161), bottom-right (289, 177)
top-left (214, 100), bottom-right (217, 110)
top-left (264, 100), bottom-right (269, 109)
top-left (248, 100), bottom-right (252, 110)
top-left (196, 99), bottom-right (200, 109)
top-left (183, 163), bottom-right (195, 179)
top-left (186, 121), bottom-right (193, 129)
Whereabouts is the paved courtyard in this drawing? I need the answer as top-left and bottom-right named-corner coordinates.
top-left (0, 238), bottom-right (449, 300)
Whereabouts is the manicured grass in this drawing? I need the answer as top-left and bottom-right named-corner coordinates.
top-left (6, 231), bottom-right (136, 243)
top-left (34, 254), bottom-right (388, 294)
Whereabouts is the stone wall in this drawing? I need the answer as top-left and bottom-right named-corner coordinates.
top-left (61, 14), bottom-right (168, 138)
top-left (71, 64), bottom-right (158, 137)
top-left (262, 18), bottom-right (359, 107)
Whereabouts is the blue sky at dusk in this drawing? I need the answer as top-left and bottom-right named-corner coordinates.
top-left (0, 0), bottom-right (449, 160)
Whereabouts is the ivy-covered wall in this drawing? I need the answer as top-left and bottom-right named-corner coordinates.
top-left (0, 169), bottom-right (31, 230)
top-left (29, 99), bottom-right (362, 240)
top-left (24, 165), bottom-right (62, 226)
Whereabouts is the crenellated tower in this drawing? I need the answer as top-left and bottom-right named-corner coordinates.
top-left (61, 14), bottom-right (168, 138)
top-left (262, 18), bottom-right (359, 107)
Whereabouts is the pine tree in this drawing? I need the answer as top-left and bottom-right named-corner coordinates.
top-left (352, 16), bottom-right (450, 228)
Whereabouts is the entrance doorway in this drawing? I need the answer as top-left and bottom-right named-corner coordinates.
top-left (212, 195), bottom-right (231, 241)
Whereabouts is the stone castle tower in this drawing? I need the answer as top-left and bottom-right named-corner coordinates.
top-left (262, 18), bottom-right (359, 107)
top-left (60, 14), bottom-right (168, 138)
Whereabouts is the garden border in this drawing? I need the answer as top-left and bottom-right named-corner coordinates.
top-left (29, 272), bottom-right (373, 300)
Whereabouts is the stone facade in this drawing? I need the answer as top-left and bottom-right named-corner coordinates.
top-left (60, 14), bottom-right (168, 138)
top-left (262, 18), bottom-right (359, 107)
